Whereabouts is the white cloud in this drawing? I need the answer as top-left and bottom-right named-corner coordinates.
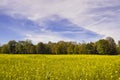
top-left (0, 0), bottom-right (120, 42)
top-left (25, 33), bottom-right (74, 44)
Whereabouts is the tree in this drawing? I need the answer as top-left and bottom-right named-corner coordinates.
top-left (24, 40), bottom-right (33, 54)
top-left (79, 43), bottom-right (87, 54)
top-left (15, 40), bottom-right (33, 54)
top-left (96, 39), bottom-right (110, 55)
top-left (106, 37), bottom-right (117, 55)
top-left (85, 42), bottom-right (96, 54)
top-left (47, 42), bottom-right (57, 54)
top-left (118, 41), bottom-right (120, 47)
top-left (15, 41), bottom-right (25, 54)
top-left (8, 40), bottom-right (17, 53)
top-left (0, 43), bottom-right (1, 53)
top-left (36, 42), bottom-right (46, 54)
top-left (117, 41), bottom-right (120, 54)
top-left (67, 42), bottom-right (75, 54)
top-left (0, 47), bottom-right (1, 53)
top-left (56, 41), bottom-right (67, 54)
top-left (44, 43), bottom-right (52, 54)
top-left (1, 44), bottom-right (9, 53)
top-left (0, 38), bottom-right (119, 55)
top-left (74, 44), bottom-right (80, 54)
top-left (30, 45), bottom-right (36, 54)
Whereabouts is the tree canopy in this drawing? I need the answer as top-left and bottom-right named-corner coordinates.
top-left (0, 37), bottom-right (119, 55)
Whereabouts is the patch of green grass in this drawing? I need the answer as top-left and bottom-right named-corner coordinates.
top-left (0, 54), bottom-right (120, 80)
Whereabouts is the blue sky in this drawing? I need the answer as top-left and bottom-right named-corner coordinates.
top-left (0, 0), bottom-right (120, 44)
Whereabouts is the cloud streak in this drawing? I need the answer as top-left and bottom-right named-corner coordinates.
top-left (0, 0), bottom-right (120, 43)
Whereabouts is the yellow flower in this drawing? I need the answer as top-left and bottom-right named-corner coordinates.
top-left (115, 71), bottom-right (118, 73)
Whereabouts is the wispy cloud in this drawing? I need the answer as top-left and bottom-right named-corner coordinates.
top-left (0, 0), bottom-right (120, 43)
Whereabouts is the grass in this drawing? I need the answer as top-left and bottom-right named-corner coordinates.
top-left (0, 54), bottom-right (120, 80)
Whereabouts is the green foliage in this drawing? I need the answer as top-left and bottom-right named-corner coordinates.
top-left (96, 37), bottom-right (117, 55)
top-left (0, 54), bottom-right (120, 80)
top-left (15, 40), bottom-right (33, 54)
top-left (106, 37), bottom-right (117, 55)
top-left (15, 41), bottom-right (24, 54)
top-left (117, 47), bottom-right (120, 55)
top-left (85, 43), bottom-right (96, 54)
top-left (67, 42), bottom-right (75, 54)
top-left (117, 41), bottom-right (120, 54)
top-left (36, 42), bottom-right (46, 54)
top-left (1, 44), bottom-right (9, 53)
top-left (56, 41), bottom-right (67, 54)
top-left (30, 46), bottom-right (36, 54)
top-left (73, 45), bottom-right (80, 54)
top-left (79, 43), bottom-right (87, 54)
top-left (8, 40), bottom-right (17, 53)
top-left (0, 37), bottom-right (119, 55)
top-left (96, 39), bottom-right (110, 55)
top-left (0, 47), bottom-right (1, 53)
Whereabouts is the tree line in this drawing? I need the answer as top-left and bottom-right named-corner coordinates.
top-left (0, 37), bottom-right (120, 55)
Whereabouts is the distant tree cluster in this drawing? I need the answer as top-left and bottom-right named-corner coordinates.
top-left (0, 37), bottom-right (120, 55)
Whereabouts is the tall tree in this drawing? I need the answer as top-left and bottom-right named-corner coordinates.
top-left (96, 39), bottom-right (110, 55)
top-left (30, 45), bottom-right (36, 54)
top-left (36, 42), bottom-right (46, 54)
top-left (56, 41), bottom-right (67, 54)
top-left (1, 44), bottom-right (9, 53)
top-left (85, 42), bottom-right (96, 54)
top-left (106, 37), bottom-right (117, 55)
top-left (0, 43), bottom-right (1, 53)
top-left (0, 47), bottom-right (1, 53)
top-left (117, 41), bottom-right (120, 54)
top-left (15, 41), bottom-right (25, 54)
top-left (24, 40), bottom-right (33, 54)
top-left (0, 38), bottom-right (119, 55)
top-left (8, 40), bottom-right (17, 53)
top-left (79, 43), bottom-right (87, 54)
top-left (74, 44), bottom-right (80, 54)
top-left (67, 42), bottom-right (75, 54)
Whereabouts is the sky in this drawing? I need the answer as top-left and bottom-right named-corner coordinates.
top-left (0, 0), bottom-right (120, 44)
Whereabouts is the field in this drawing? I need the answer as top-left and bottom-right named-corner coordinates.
top-left (0, 54), bottom-right (120, 80)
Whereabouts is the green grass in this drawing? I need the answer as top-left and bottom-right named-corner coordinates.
top-left (0, 54), bottom-right (120, 80)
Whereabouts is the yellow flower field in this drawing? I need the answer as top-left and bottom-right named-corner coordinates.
top-left (0, 54), bottom-right (120, 80)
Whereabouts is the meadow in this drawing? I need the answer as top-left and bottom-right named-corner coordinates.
top-left (0, 54), bottom-right (120, 80)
